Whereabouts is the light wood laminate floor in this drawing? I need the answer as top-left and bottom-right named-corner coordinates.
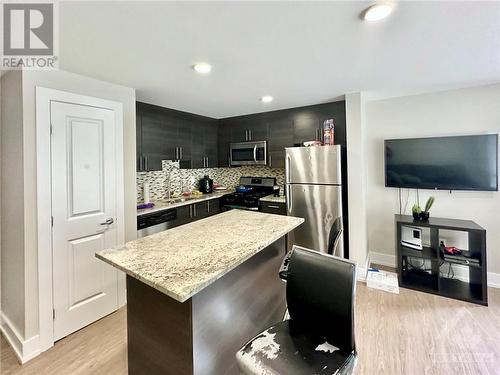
top-left (2, 284), bottom-right (499, 375)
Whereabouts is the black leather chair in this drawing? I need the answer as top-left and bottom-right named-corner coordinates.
top-left (237, 246), bottom-right (357, 375)
top-left (279, 216), bottom-right (343, 281)
top-left (327, 216), bottom-right (343, 256)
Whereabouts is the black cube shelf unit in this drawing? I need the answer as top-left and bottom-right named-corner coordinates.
top-left (395, 215), bottom-right (487, 306)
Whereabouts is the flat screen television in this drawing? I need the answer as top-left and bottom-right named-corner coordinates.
top-left (385, 134), bottom-right (498, 191)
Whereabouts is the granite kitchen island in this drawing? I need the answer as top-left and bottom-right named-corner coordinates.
top-left (96, 209), bottom-right (303, 375)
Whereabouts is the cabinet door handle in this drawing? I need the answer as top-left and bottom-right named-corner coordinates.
top-left (249, 129), bottom-right (252, 141)
top-left (267, 205), bottom-right (281, 209)
top-left (207, 201), bottom-right (210, 213)
top-left (175, 147), bottom-right (178, 160)
top-left (145, 155), bottom-right (149, 170)
top-left (269, 154), bottom-right (272, 167)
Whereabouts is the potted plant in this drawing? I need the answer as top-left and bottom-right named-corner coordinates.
top-left (419, 196), bottom-right (435, 221)
top-left (412, 204), bottom-right (422, 221)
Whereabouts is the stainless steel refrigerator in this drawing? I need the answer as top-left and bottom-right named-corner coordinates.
top-left (285, 145), bottom-right (344, 257)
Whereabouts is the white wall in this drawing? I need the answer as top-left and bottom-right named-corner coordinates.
top-left (1, 71), bottom-right (26, 337)
top-left (0, 70), bottom-right (136, 359)
top-left (365, 84), bottom-right (500, 275)
top-left (346, 93), bottom-right (368, 267)
top-left (21, 70), bottom-right (136, 340)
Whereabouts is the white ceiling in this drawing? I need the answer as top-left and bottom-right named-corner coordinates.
top-left (59, 1), bottom-right (500, 118)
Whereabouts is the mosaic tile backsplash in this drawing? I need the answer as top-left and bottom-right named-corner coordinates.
top-left (137, 160), bottom-right (285, 202)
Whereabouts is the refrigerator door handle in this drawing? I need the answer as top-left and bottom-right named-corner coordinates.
top-left (285, 154), bottom-right (291, 183)
top-left (286, 184), bottom-right (292, 213)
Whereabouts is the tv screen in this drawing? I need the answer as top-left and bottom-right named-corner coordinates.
top-left (385, 134), bottom-right (498, 191)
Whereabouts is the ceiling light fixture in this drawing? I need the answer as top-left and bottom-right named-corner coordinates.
top-left (260, 96), bottom-right (273, 103)
top-left (193, 62), bottom-right (212, 74)
top-left (362, 3), bottom-right (393, 22)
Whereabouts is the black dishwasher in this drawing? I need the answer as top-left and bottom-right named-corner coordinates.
top-left (137, 209), bottom-right (177, 238)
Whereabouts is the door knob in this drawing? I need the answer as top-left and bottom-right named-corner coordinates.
top-left (100, 217), bottom-right (114, 226)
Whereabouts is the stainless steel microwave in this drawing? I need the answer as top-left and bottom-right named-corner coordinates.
top-left (230, 141), bottom-right (267, 166)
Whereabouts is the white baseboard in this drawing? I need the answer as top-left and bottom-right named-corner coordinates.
top-left (367, 251), bottom-right (500, 289)
top-left (488, 271), bottom-right (500, 288)
top-left (369, 252), bottom-right (397, 268)
top-left (0, 311), bottom-right (40, 364)
top-left (356, 267), bottom-right (367, 282)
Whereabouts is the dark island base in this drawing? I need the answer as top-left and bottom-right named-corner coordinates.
top-left (126, 237), bottom-right (287, 375)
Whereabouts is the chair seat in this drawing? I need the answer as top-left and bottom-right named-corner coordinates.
top-left (236, 320), bottom-right (357, 375)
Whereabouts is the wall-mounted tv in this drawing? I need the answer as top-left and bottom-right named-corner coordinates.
top-left (385, 134), bottom-right (498, 191)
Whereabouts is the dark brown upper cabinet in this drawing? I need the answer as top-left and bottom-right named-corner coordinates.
top-left (268, 118), bottom-right (294, 168)
top-left (218, 102), bottom-right (346, 169)
top-left (136, 102), bottom-right (218, 171)
top-left (292, 114), bottom-right (322, 145)
top-left (229, 119), bottom-right (269, 143)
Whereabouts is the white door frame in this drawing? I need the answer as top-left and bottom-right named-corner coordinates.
top-left (36, 87), bottom-right (125, 353)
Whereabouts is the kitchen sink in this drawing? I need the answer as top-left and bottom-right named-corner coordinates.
top-left (161, 196), bottom-right (202, 204)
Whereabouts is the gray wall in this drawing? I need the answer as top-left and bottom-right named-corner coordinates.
top-left (1, 71), bottom-right (26, 337)
top-left (365, 83), bottom-right (500, 274)
top-left (1, 69), bottom-right (136, 343)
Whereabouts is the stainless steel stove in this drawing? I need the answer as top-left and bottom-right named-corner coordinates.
top-left (221, 177), bottom-right (276, 211)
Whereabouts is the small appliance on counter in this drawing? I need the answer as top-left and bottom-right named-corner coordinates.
top-left (221, 176), bottom-right (276, 211)
top-left (199, 175), bottom-right (214, 194)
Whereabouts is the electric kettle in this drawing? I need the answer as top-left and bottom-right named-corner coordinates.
top-left (199, 175), bottom-right (214, 194)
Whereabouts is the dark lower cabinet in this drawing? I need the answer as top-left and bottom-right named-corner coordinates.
top-left (169, 199), bottom-right (221, 229)
top-left (260, 201), bottom-right (287, 215)
top-left (173, 205), bottom-right (192, 228)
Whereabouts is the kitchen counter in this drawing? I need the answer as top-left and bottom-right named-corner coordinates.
top-left (97, 209), bottom-right (303, 374)
top-left (97, 209), bottom-right (303, 302)
top-left (260, 193), bottom-right (286, 204)
top-left (137, 190), bottom-right (231, 217)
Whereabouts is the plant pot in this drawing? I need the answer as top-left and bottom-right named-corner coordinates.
top-left (420, 211), bottom-right (430, 221)
top-left (412, 212), bottom-right (421, 221)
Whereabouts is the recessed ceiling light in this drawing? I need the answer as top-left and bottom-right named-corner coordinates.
top-left (193, 62), bottom-right (212, 74)
top-left (260, 96), bottom-right (273, 103)
top-left (363, 3), bottom-right (393, 22)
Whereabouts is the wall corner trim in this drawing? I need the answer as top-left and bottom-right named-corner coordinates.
top-left (0, 311), bottom-right (40, 364)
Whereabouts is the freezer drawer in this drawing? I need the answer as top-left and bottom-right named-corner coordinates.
top-left (285, 145), bottom-right (341, 185)
top-left (286, 183), bottom-right (343, 256)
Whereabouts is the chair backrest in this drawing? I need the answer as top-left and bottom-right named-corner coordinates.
top-left (327, 216), bottom-right (343, 256)
top-left (286, 246), bottom-right (357, 353)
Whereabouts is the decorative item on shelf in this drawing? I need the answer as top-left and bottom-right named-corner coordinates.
top-left (323, 119), bottom-right (335, 146)
top-left (420, 196), bottom-right (435, 221)
top-left (412, 196), bottom-right (435, 221)
top-left (411, 204), bottom-right (422, 220)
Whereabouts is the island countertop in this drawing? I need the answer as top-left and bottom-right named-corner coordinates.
top-left (96, 210), bottom-right (304, 303)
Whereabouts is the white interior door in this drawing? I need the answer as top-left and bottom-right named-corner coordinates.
top-left (51, 100), bottom-right (119, 341)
